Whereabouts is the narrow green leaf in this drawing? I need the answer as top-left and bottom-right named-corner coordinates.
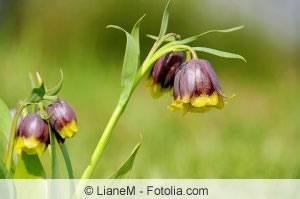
top-left (0, 98), bottom-right (12, 161)
top-left (46, 69), bottom-right (64, 96)
top-left (0, 160), bottom-right (9, 178)
top-left (13, 153), bottom-right (46, 179)
top-left (50, 129), bottom-right (68, 179)
top-left (175, 26), bottom-right (244, 45)
top-left (158, 0), bottom-right (172, 39)
top-left (146, 34), bottom-right (176, 42)
top-left (131, 14), bottom-right (146, 61)
top-left (146, 34), bottom-right (159, 41)
top-left (110, 142), bottom-right (141, 179)
top-left (107, 25), bottom-right (139, 103)
top-left (192, 47), bottom-right (246, 62)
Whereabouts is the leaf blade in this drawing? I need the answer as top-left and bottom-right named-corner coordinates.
top-left (46, 69), bottom-right (64, 96)
top-left (175, 26), bottom-right (244, 45)
top-left (146, 34), bottom-right (176, 42)
top-left (110, 142), bottom-right (141, 179)
top-left (192, 47), bottom-right (246, 62)
top-left (131, 14), bottom-right (146, 60)
top-left (158, 0), bottom-right (172, 39)
top-left (107, 25), bottom-right (139, 103)
top-left (13, 153), bottom-right (46, 179)
top-left (50, 129), bottom-right (69, 179)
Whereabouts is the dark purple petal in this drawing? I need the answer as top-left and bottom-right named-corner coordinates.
top-left (150, 52), bottom-right (184, 89)
top-left (200, 59), bottom-right (225, 96)
top-left (179, 62), bottom-right (196, 98)
top-left (173, 64), bottom-right (183, 99)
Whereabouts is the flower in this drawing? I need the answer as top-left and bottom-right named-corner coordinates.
top-left (147, 52), bottom-right (184, 98)
top-left (169, 59), bottom-right (229, 113)
top-left (47, 100), bottom-right (78, 139)
top-left (15, 113), bottom-right (49, 155)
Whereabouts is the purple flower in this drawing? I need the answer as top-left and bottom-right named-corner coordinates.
top-left (15, 113), bottom-right (49, 155)
top-left (147, 52), bottom-right (184, 98)
top-left (47, 100), bottom-right (78, 139)
top-left (170, 59), bottom-right (230, 113)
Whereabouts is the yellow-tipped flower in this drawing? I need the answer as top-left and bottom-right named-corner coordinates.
top-left (47, 100), bottom-right (78, 139)
top-left (170, 59), bottom-right (228, 113)
top-left (147, 52), bottom-right (183, 98)
top-left (15, 113), bottom-right (49, 155)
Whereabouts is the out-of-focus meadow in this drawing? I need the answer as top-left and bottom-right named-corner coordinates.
top-left (0, 0), bottom-right (299, 178)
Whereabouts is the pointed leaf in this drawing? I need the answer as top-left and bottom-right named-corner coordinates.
top-left (110, 142), bottom-right (141, 179)
top-left (158, 0), bottom-right (172, 39)
top-left (192, 47), bottom-right (246, 62)
top-left (131, 14), bottom-right (146, 61)
top-left (13, 153), bottom-right (46, 179)
top-left (107, 25), bottom-right (139, 103)
top-left (174, 26), bottom-right (244, 45)
top-left (46, 69), bottom-right (64, 96)
top-left (146, 34), bottom-right (176, 42)
top-left (50, 129), bottom-right (68, 179)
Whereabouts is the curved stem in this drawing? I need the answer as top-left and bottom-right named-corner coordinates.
top-left (79, 38), bottom-right (190, 180)
top-left (5, 102), bottom-right (25, 172)
top-left (142, 33), bottom-right (178, 67)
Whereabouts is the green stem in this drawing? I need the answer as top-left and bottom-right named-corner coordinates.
top-left (80, 37), bottom-right (188, 180)
top-left (5, 103), bottom-right (25, 172)
top-left (61, 144), bottom-right (74, 179)
top-left (80, 102), bottom-right (125, 179)
top-left (50, 125), bottom-right (58, 179)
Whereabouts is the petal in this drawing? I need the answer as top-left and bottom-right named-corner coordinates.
top-left (58, 120), bottom-right (78, 138)
top-left (190, 91), bottom-right (224, 112)
top-left (15, 136), bottom-right (46, 156)
top-left (146, 77), bottom-right (170, 99)
top-left (179, 63), bottom-right (196, 100)
top-left (201, 60), bottom-right (224, 96)
top-left (173, 65), bottom-right (183, 99)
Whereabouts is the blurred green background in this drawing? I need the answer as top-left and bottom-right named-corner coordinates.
top-left (0, 0), bottom-right (299, 178)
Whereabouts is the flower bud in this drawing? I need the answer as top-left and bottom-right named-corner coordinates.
top-left (47, 100), bottom-right (78, 139)
top-left (15, 113), bottom-right (49, 155)
top-left (147, 52), bottom-right (184, 98)
top-left (170, 59), bottom-right (227, 113)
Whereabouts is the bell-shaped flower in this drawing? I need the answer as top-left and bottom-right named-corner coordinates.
top-left (47, 100), bottom-right (78, 139)
top-left (15, 113), bottom-right (49, 155)
top-left (147, 52), bottom-right (184, 98)
top-left (170, 59), bottom-right (229, 113)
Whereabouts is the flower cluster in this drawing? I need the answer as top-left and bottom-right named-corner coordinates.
top-left (15, 100), bottom-right (78, 155)
top-left (148, 53), bottom-right (230, 113)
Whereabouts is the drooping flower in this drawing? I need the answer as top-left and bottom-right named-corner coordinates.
top-left (147, 52), bottom-right (184, 98)
top-left (47, 100), bottom-right (78, 139)
top-left (169, 59), bottom-right (229, 113)
top-left (15, 113), bottom-right (49, 155)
